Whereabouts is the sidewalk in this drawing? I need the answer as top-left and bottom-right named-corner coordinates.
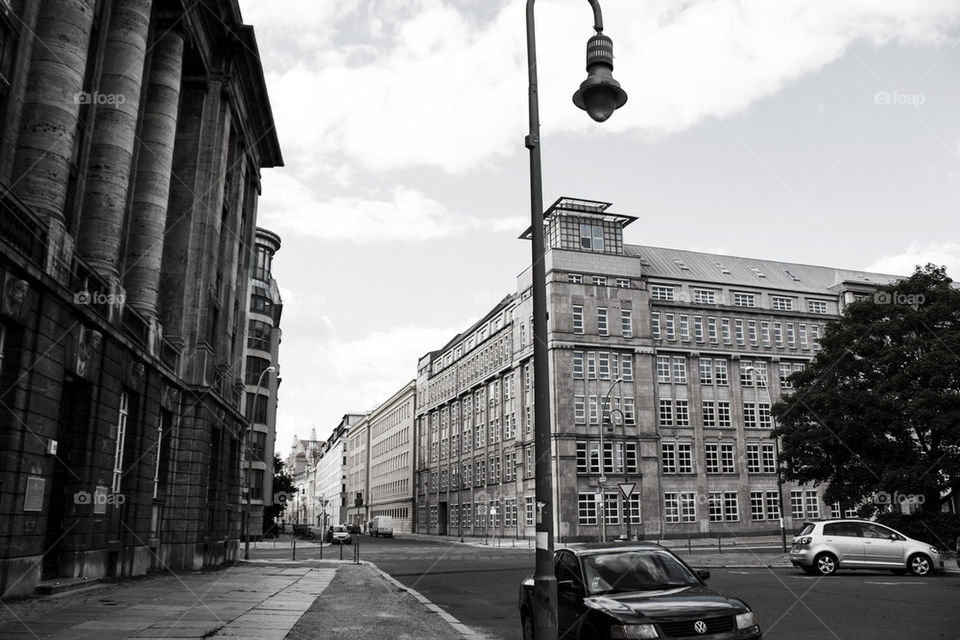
top-left (0, 561), bottom-right (474, 640)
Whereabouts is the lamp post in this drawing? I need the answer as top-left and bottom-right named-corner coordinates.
top-left (599, 378), bottom-right (624, 543)
top-left (244, 364), bottom-right (276, 560)
top-left (525, 2), bottom-right (627, 638)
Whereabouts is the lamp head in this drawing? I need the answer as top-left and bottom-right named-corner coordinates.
top-left (572, 32), bottom-right (627, 122)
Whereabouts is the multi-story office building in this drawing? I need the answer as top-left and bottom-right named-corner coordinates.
top-left (243, 229), bottom-right (283, 536)
top-left (414, 197), bottom-right (900, 542)
top-left (345, 415), bottom-right (370, 529)
top-left (0, 1), bottom-right (281, 596)
top-left (313, 414), bottom-right (366, 528)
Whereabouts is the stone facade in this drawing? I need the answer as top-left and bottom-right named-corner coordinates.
top-left (413, 197), bottom-right (901, 543)
top-left (0, 0), bottom-right (281, 596)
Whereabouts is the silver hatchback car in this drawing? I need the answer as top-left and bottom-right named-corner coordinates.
top-left (790, 519), bottom-right (944, 576)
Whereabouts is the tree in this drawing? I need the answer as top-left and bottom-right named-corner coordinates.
top-left (263, 455), bottom-right (294, 534)
top-left (772, 264), bottom-right (960, 517)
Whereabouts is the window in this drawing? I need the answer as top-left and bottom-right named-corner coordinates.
top-left (740, 362), bottom-right (755, 387)
top-left (597, 308), bottom-right (608, 336)
top-left (624, 397), bottom-right (636, 424)
top-left (766, 492), bottom-right (781, 520)
top-left (772, 296), bottom-right (794, 311)
top-left (247, 320), bottom-right (272, 350)
top-left (724, 492), bottom-right (740, 521)
top-left (705, 444), bottom-right (719, 473)
top-left (702, 401), bottom-right (716, 427)
top-left (604, 493), bottom-right (620, 524)
top-left (679, 315), bottom-right (690, 341)
top-left (786, 323), bottom-right (796, 349)
top-left (734, 292), bottom-right (756, 307)
top-left (681, 493), bottom-right (696, 522)
top-left (580, 224), bottom-right (605, 252)
top-left (694, 289), bottom-right (716, 304)
top-left (805, 491), bottom-right (820, 518)
top-left (811, 325), bottom-right (821, 351)
top-left (578, 492), bottom-right (598, 524)
top-left (677, 443), bottom-right (692, 473)
top-left (708, 492), bottom-right (723, 522)
top-left (699, 359), bottom-right (713, 384)
top-left (621, 355), bottom-right (633, 381)
top-left (573, 305), bottom-right (583, 334)
top-left (616, 278), bottom-right (630, 288)
top-left (773, 322), bottom-right (783, 348)
top-left (714, 359), bottom-right (728, 385)
top-left (574, 395), bottom-right (585, 424)
top-left (526, 497), bottom-right (535, 526)
top-left (758, 403), bottom-right (772, 429)
top-left (693, 316), bottom-right (703, 342)
top-left (673, 356), bottom-right (687, 383)
top-left (573, 351), bottom-right (584, 379)
top-left (748, 320), bottom-right (758, 346)
top-left (568, 273), bottom-right (583, 284)
top-left (659, 399), bottom-right (673, 426)
top-left (625, 494), bottom-right (641, 524)
top-left (651, 285), bottom-right (675, 301)
top-left (743, 403), bottom-right (757, 428)
top-left (721, 318), bottom-right (731, 344)
top-left (664, 493), bottom-right (680, 523)
top-left (587, 352), bottom-right (596, 379)
top-left (675, 400), bottom-right (690, 426)
top-left (779, 363), bottom-right (793, 388)
top-left (791, 490), bottom-right (804, 518)
top-left (598, 352), bottom-right (610, 379)
top-left (734, 319), bottom-right (745, 345)
top-left (651, 313), bottom-right (661, 340)
top-left (592, 276), bottom-right (606, 286)
top-left (661, 443), bottom-right (676, 473)
top-left (762, 443), bottom-right (776, 472)
top-left (721, 444), bottom-right (735, 472)
top-left (761, 321), bottom-right (771, 347)
top-left (747, 445), bottom-right (761, 473)
top-left (754, 362), bottom-right (768, 387)
top-left (708, 317), bottom-right (718, 343)
top-left (621, 310), bottom-right (632, 337)
top-left (717, 402), bottom-right (731, 427)
top-left (799, 324), bottom-right (808, 349)
top-left (808, 300), bottom-right (828, 314)
top-left (657, 356), bottom-right (671, 383)
top-left (589, 396), bottom-right (598, 423)
top-left (664, 314), bottom-right (675, 341)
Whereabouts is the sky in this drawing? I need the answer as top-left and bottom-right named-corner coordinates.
top-left (235, 0), bottom-right (960, 451)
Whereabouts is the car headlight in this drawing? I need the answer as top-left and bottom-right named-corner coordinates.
top-left (610, 623), bottom-right (660, 639)
top-left (736, 611), bottom-right (759, 630)
top-left (929, 546), bottom-right (940, 555)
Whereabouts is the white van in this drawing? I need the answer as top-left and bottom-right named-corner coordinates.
top-left (369, 515), bottom-right (393, 537)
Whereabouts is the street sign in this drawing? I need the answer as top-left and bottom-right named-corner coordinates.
top-left (618, 482), bottom-right (636, 499)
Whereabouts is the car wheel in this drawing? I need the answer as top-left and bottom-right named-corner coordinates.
top-left (814, 553), bottom-right (838, 576)
top-left (521, 611), bottom-right (535, 640)
top-left (908, 554), bottom-right (932, 576)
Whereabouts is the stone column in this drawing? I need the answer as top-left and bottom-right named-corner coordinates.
top-left (11, 0), bottom-right (97, 225)
top-left (124, 28), bottom-right (184, 318)
top-left (76, 0), bottom-right (153, 281)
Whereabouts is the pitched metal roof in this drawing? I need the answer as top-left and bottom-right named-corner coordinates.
top-left (625, 245), bottom-right (905, 294)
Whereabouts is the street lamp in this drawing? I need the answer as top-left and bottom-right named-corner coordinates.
top-left (525, 2), bottom-right (627, 638)
top-left (244, 364), bottom-right (276, 560)
top-left (599, 378), bottom-right (624, 543)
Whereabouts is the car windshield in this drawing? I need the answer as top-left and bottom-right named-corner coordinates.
top-left (582, 550), bottom-right (700, 594)
top-left (333, 526), bottom-right (347, 533)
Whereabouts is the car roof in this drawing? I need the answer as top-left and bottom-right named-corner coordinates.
top-left (560, 542), bottom-right (671, 557)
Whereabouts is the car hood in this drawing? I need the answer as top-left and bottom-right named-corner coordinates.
top-left (584, 585), bottom-right (749, 622)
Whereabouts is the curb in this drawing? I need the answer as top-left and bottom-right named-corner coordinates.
top-left (364, 560), bottom-right (486, 639)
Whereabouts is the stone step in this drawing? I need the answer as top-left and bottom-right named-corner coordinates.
top-left (34, 576), bottom-right (101, 596)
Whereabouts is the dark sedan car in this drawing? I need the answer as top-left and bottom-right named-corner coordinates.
top-left (519, 543), bottom-right (761, 640)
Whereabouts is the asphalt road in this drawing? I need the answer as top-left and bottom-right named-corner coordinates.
top-left (253, 534), bottom-right (960, 640)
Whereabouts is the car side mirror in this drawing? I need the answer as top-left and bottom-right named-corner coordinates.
top-left (697, 569), bottom-right (710, 581)
top-left (557, 579), bottom-right (580, 594)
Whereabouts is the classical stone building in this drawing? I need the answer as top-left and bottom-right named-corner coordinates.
top-left (0, 0), bottom-right (281, 595)
top-left (414, 197), bottom-right (900, 543)
top-left (243, 228), bottom-right (282, 536)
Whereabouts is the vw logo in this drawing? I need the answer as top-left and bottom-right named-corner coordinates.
top-left (693, 620), bottom-right (708, 634)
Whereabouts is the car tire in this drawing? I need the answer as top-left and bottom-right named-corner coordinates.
top-left (908, 553), bottom-right (932, 576)
top-left (814, 553), bottom-right (838, 576)
top-left (521, 611), bottom-right (535, 640)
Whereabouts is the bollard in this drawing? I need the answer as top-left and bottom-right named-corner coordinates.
top-left (339, 542), bottom-right (344, 560)
top-left (688, 538), bottom-right (691, 553)
top-left (292, 539), bottom-right (296, 561)
top-left (718, 537), bottom-right (722, 553)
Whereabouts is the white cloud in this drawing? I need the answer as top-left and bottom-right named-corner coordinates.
top-left (258, 172), bottom-right (521, 243)
top-left (866, 242), bottom-right (960, 279)
top-left (243, 0), bottom-right (960, 174)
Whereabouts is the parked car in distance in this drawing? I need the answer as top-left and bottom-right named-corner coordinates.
top-left (346, 523), bottom-right (361, 535)
top-left (518, 543), bottom-right (762, 640)
top-left (326, 524), bottom-right (352, 545)
top-left (790, 519), bottom-right (943, 576)
top-left (369, 515), bottom-right (393, 537)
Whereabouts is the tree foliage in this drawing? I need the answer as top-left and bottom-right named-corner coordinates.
top-left (263, 454), bottom-right (294, 533)
top-left (771, 264), bottom-right (960, 516)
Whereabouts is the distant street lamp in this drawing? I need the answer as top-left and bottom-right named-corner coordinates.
top-left (742, 364), bottom-right (787, 552)
top-left (599, 378), bottom-right (624, 543)
top-left (244, 364), bottom-right (276, 560)
top-left (525, 1), bottom-right (627, 638)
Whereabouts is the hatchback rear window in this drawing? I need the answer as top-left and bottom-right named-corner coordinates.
top-left (798, 523), bottom-right (815, 536)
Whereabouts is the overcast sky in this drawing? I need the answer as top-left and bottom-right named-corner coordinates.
top-left (236, 0), bottom-right (960, 450)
